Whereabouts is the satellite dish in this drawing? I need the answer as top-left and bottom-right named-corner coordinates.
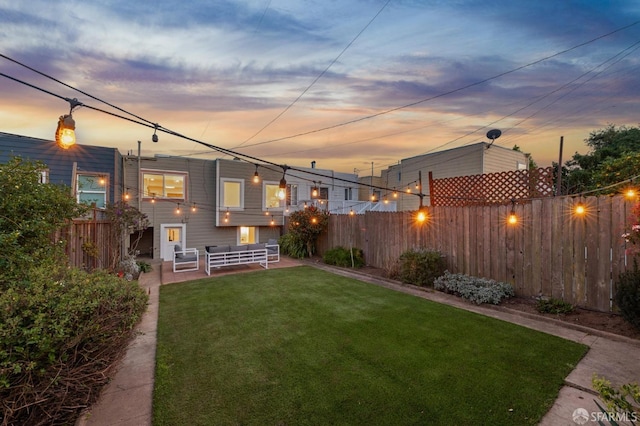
top-left (486, 129), bottom-right (502, 141)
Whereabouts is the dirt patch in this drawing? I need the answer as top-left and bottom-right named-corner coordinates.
top-left (501, 296), bottom-right (640, 341)
top-left (352, 264), bottom-right (640, 341)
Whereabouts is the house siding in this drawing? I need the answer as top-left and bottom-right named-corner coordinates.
top-left (379, 142), bottom-right (527, 210)
top-left (126, 156), bottom-right (282, 259)
top-left (0, 132), bottom-right (122, 204)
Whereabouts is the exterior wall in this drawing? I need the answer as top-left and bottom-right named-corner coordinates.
top-left (286, 166), bottom-right (363, 214)
top-left (483, 144), bottom-right (529, 173)
top-left (380, 142), bottom-right (527, 211)
top-left (0, 132), bottom-right (122, 205)
top-left (125, 156), bottom-right (283, 259)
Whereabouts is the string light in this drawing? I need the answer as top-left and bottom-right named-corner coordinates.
top-left (574, 199), bottom-right (586, 216)
top-left (152, 124), bottom-right (159, 143)
top-left (270, 215), bottom-right (275, 226)
top-left (278, 167), bottom-right (288, 200)
top-left (176, 203), bottom-right (181, 214)
top-left (625, 188), bottom-right (636, 199)
top-left (349, 208), bottom-right (355, 216)
top-left (506, 199), bottom-right (518, 225)
top-left (191, 203), bottom-right (197, 212)
top-left (416, 207), bottom-right (428, 223)
top-left (253, 165), bottom-right (260, 183)
top-left (54, 98), bottom-right (80, 150)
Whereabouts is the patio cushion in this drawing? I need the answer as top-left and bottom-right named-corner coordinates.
top-left (174, 244), bottom-right (183, 259)
top-left (209, 245), bottom-right (230, 253)
top-left (230, 245), bottom-right (248, 252)
top-left (248, 243), bottom-right (265, 250)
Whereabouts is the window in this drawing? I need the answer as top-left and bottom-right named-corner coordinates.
top-left (311, 187), bottom-right (328, 200)
top-left (264, 183), bottom-right (282, 209)
top-left (221, 179), bottom-right (244, 209)
top-left (344, 187), bottom-right (353, 201)
top-left (239, 226), bottom-right (257, 244)
top-left (38, 170), bottom-right (49, 184)
top-left (142, 171), bottom-right (186, 199)
top-left (286, 184), bottom-right (298, 206)
top-left (76, 174), bottom-right (107, 208)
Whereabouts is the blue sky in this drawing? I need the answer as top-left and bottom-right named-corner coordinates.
top-left (1, 0), bottom-right (640, 174)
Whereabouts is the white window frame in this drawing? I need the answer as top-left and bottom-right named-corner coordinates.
top-left (221, 178), bottom-right (244, 210)
top-left (263, 181), bottom-right (284, 211)
top-left (76, 173), bottom-right (108, 208)
top-left (344, 187), bottom-right (353, 201)
top-left (39, 169), bottom-right (49, 184)
top-left (287, 184), bottom-right (298, 206)
top-left (141, 169), bottom-right (187, 200)
top-left (238, 226), bottom-right (259, 244)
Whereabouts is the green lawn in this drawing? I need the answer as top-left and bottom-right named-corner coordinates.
top-left (153, 266), bottom-right (587, 425)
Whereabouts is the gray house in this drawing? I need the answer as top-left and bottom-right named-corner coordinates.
top-left (124, 155), bottom-right (282, 261)
top-left (367, 142), bottom-right (528, 211)
top-left (0, 132), bottom-right (122, 208)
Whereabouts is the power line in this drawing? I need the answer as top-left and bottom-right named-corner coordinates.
top-left (233, 20), bottom-right (640, 150)
top-left (234, 0), bottom-right (391, 148)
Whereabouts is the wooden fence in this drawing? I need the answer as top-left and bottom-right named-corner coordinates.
top-left (317, 195), bottom-right (637, 313)
top-left (54, 219), bottom-right (115, 271)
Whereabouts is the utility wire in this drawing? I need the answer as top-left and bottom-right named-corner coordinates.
top-left (235, 20), bottom-right (640, 150)
top-left (234, 0), bottom-right (391, 148)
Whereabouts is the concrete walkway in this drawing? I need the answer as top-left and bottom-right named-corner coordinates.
top-left (78, 260), bottom-right (640, 426)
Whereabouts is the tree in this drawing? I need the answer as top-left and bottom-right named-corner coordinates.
top-left (0, 156), bottom-right (86, 285)
top-left (284, 205), bottom-right (329, 258)
top-left (562, 124), bottom-right (640, 194)
top-left (512, 145), bottom-right (537, 169)
top-left (104, 201), bottom-right (150, 276)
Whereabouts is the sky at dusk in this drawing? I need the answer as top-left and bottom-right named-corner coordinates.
top-left (2, 0), bottom-right (640, 176)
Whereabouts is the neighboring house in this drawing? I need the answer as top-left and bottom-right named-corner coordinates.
top-left (0, 132), bottom-right (122, 209)
top-left (281, 163), bottom-right (394, 214)
top-left (362, 142), bottom-right (528, 211)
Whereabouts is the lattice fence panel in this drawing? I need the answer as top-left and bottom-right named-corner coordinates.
top-left (430, 167), bottom-right (555, 206)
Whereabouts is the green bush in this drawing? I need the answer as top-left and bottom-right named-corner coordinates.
top-left (0, 266), bottom-right (148, 425)
top-left (536, 298), bottom-right (574, 315)
top-left (434, 271), bottom-right (515, 305)
top-left (279, 233), bottom-right (307, 259)
top-left (398, 249), bottom-right (446, 287)
top-left (323, 246), bottom-right (365, 268)
top-left (137, 260), bottom-right (153, 273)
top-left (615, 265), bottom-right (640, 330)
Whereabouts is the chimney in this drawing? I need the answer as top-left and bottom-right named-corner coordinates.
top-left (311, 161), bottom-right (316, 169)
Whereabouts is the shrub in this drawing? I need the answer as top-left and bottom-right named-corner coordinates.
top-left (592, 374), bottom-right (640, 420)
top-left (0, 266), bottom-right (148, 425)
top-left (434, 271), bottom-right (514, 305)
top-left (285, 206), bottom-right (329, 257)
top-left (278, 233), bottom-right (307, 259)
top-left (323, 246), bottom-right (365, 268)
top-left (397, 249), bottom-right (446, 287)
top-left (137, 260), bottom-right (153, 273)
top-left (615, 265), bottom-right (640, 330)
top-left (536, 298), bottom-right (575, 315)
